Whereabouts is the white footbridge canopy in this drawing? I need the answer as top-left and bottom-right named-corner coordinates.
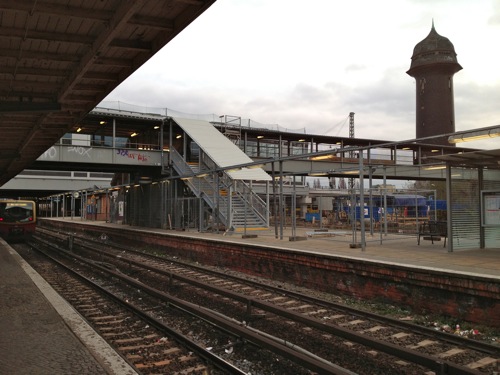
top-left (173, 118), bottom-right (272, 181)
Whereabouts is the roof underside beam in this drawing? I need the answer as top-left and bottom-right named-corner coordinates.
top-left (0, 102), bottom-right (61, 113)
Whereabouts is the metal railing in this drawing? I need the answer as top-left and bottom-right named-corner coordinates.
top-left (169, 148), bottom-right (268, 229)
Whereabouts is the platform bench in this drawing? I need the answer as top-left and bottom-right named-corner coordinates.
top-left (417, 221), bottom-right (447, 247)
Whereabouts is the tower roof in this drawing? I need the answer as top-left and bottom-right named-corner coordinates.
top-left (407, 22), bottom-right (462, 74)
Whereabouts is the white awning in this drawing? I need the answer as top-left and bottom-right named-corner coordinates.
top-left (173, 117), bottom-right (272, 181)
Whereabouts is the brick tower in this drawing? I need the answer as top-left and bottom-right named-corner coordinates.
top-left (407, 22), bottom-right (462, 145)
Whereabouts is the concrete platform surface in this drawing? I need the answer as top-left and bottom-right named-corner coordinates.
top-left (58, 218), bottom-right (500, 280)
top-left (0, 238), bottom-right (137, 375)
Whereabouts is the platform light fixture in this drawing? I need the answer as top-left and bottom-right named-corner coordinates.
top-left (448, 126), bottom-right (500, 143)
top-left (423, 164), bottom-right (447, 170)
top-left (257, 135), bottom-right (264, 139)
top-left (308, 172), bottom-right (328, 176)
top-left (310, 154), bottom-right (334, 161)
top-left (176, 134), bottom-right (182, 139)
top-left (76, 127), bottom-right (82, 133)
top-left (342, 169), bottom-right (361, 175)
top-left (248, 164), bottom-right (264, 169)
top-left (99, 120), bottom-right (106, 125)
top-left (131, 132), bottom-right (138, 137)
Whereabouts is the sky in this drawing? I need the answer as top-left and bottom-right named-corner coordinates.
top-left (103, 0), bottom-right (500, 149)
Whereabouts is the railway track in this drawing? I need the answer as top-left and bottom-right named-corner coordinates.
top-left (19, 235), bottom-right (354, 374)
top-left (14, 242), bottom-right (248, 375)
top-left (28, 228), bottom-right (500, 374)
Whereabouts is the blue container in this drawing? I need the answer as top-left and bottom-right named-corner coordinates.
top-left (305, 213), bottom-right (320, 222)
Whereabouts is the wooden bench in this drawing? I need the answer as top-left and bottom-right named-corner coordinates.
top-left (417, 221), bottom-right (447, 247)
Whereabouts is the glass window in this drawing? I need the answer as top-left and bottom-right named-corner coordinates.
top-left (0, 202), bottom-right (34, 223)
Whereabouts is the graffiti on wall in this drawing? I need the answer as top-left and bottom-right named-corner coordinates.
top-left (37, 145), bottom-right (154, 164)
top-left (68, 146), bottom-right (92, 159)
top-left (40, 146), bottom-right (57, 160)
top-left (116, 149), bottom-right (149, 162)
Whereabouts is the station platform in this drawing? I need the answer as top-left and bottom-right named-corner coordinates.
top-left (0, 237), bottom-right (137, 375)
top-left (2, 218), bottom-right (499, 374)
top-left (55, 217), bottom-right (500, 279)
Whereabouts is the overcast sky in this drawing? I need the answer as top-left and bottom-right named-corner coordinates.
top-left (103, 0), bottom-right (500, 149)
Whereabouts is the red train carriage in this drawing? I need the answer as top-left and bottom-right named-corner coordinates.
top-left (0, 200), bottom-right (36, 241)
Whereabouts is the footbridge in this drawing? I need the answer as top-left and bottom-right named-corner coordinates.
top-left (35, 144), bottom-right (163, 171)
top-left (12, 107), bottom-right (483, 228)
top-left (28, 116), bottom-right (274, 231)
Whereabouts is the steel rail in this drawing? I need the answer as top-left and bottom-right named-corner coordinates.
top-left (32, 236), bottom-right (356, 375)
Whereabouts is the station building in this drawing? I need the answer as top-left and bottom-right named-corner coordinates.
top-left (2, 23), bottom-right (499, 252)
top-left (22, 100), bottom-right (498, 252)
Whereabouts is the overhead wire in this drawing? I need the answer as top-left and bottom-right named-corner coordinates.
top-left (323, 114), bottom-right (349, 137)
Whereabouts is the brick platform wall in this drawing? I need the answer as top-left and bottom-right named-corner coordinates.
top-left (39, 219), bottom-right (500, 328)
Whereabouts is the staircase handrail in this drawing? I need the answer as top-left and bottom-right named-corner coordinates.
top-left (200, 152), bottom-right (268, 227)
top-left (170, 148), bottom-right (268, 229)
top-left (169, 148), bottom-right (195, 177)
top-left (170, 148), bottom-right (230, 224)
top-left (234, 180), bottom-right (268, 223)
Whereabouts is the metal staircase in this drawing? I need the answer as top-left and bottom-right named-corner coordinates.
top-left (169, 148), bottom-right (268, 232)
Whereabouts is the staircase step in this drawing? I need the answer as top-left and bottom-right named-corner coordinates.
top-left (172, 153), bottom-right (268, 230)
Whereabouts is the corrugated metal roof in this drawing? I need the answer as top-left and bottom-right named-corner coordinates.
top-left (425, 148), bottom-right (500, 169)
top-left (0, 0), bottom-right (216, 186)
top-left (173, 117), bottom-right (271, 181)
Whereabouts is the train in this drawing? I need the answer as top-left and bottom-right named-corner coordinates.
top-left (0, 200), bottom-right (37, 241)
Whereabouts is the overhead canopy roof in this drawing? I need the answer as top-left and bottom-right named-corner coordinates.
top-left (173, 117), bottom-right (272, 181)
top-left (0, 0), bottom-right (216, 187)
top-left (425, 148), bottom-right (500, 169)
